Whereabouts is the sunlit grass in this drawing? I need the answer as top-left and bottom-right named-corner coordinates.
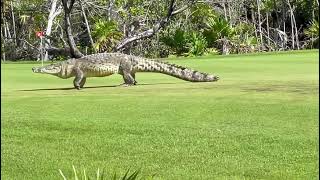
top-left (1, 50), bottom-right (319, 179)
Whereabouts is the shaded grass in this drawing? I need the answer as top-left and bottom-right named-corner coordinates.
top-left (1, 50), bottom-right (319, 179)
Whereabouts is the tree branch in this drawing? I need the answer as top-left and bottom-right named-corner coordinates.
top-left (46, 47), bottom-right (71, 56)
top-left (116, 0), bottom-right (195, 51)
top-left (79, 0), bottom-right (96, 53)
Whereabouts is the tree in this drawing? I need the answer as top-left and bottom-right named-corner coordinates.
top-left (62, 0), bottom-right (83, 58)
top-left (44, 0), bottom-right (62, 60)
top-left (115, 0), bottom-right (195, 51)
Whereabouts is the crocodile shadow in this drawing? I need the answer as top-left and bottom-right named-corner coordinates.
top-left (19, 82), bottom-right (187, 91)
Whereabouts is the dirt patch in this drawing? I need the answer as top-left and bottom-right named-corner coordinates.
top-left (241, 83), bottom-right (319, 95)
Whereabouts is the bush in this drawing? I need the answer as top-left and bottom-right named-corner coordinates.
top-left (92, 19), bottom-right (123, 52)
top-left (187, 32), bottom-right (208, 56)
top-left (203, 16), bottom-right (235, 48)
top-left (161, 29), bottom-right (208, 57)
top-left (160, 28), bottom-right (189, 56)
top-left (304, 19), bottom-right (319, 48)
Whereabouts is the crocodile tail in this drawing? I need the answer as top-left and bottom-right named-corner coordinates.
top-left (135, 59), bottom-right (219, 82)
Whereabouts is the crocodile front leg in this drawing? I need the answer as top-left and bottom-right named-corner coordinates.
top-left (73, 67), bottom-right (84, 90)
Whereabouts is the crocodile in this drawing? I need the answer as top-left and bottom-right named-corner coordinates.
top-left (32, 53), bottom-right (219, 89)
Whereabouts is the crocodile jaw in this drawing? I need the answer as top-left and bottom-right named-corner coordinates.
top-left (32, 64), bottom-right (61, 76)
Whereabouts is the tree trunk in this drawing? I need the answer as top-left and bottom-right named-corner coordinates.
top-left (1, 26), bottom-right (6, 61)
top-left (79, 0), bottom-right (96, 53)
top-left (10, 0), bottom-right (16, 45)
top-left (222, 2), bottom-right (227, 21)
top-left (287, 0), bottom-right (299, 49)
top-left (5, 21), bottom-right (11, 39)
top-left (227, 1), bottom-right (232, 25)
top-left (44, 0), bottom-right (62, 60)
top-left (107, 0), bottom-right (115, 21)
top-left (282, 0), bottom-right (286, 49)
top-left (289, 7), bottom-right (295, 49)
top-left (252, 9), bottom-right (258, 46)
top-left (222, 37), bottom-right (229, 55)
top-left (293, 16), bottom-right (299, 49)
top-left (290, 4), bottom-right (300, 49)
top-left (256, 0), bottom-right (263, 50)
top-left (266, 11), bottom-right (271, 48)
top-left (62, 0), bottom-right (83, 58)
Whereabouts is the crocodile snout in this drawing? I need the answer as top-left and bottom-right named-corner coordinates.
top-left (32, 67), bottom-right (40, 73)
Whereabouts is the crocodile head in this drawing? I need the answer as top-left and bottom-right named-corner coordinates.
top-left (32, 59), bottom-right (76, 79)
top-left (32, 63), bottom-right (62, 77)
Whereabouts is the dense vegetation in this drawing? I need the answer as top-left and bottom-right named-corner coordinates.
top-left (1, 0), bottom-right (319, 61)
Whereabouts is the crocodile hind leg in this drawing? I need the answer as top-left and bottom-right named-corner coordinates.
top-left (73, 67), bottom-right (84, 90)
top-left (79, 77), bottom-right (86, 88)
top-left (119, 61), bottom-right (136, 86)
top-left (121, 71), bottom-right (135, 86)
top-left (131, 73), bottom-right (137, 85)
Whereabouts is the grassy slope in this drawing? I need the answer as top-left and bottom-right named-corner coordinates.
top-left (1, 50), bottom-right (319, 179)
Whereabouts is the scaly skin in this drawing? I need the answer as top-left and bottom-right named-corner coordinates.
top-left (32, 53), bottom-right (219, 89)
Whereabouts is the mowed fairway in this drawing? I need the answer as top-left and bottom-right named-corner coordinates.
top-left (1, 50), bottom-right (319, 179)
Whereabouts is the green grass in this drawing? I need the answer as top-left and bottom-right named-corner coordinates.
top-left (1, 50), bottom-right (319, 179)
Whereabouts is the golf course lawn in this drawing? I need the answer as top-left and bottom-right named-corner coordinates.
top-left (1, 50), bottom-right (319, 179)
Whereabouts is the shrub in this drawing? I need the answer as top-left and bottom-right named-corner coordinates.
top-left (92, 20), bottom-right (123, 52)
top-left (187, 32), bottom-right (208, 56)
top-left (304, 19), bottom-right (319, 48)
top-left (160, 28), bottom-right (189, 56)
top-left (203, 16), bottom-right (235, 48)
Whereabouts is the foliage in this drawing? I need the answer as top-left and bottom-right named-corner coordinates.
top-left (92, 20), bottom-right (123, 52)
top-left (160, 29), bottom-right (208, 56)
top-left (190, 3), bottom-right (216, 27)
top-left (1, 0), bottom-right (319, 60)
top-left (187, 32), bottom-right (208, 56)
top-left (59, 166), bottom-right (142, 180)
top-left (160, 28), bottom-right (189, 56)
top-left (203, 16), bottom-right (236, 48)
top-left (304, 19), bottom-right (319, 48)
top-left (229, 22), bottom-right (259, 53)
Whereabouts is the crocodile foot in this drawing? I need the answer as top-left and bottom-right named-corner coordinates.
top-left (119, 83), bottom-right (135, 87)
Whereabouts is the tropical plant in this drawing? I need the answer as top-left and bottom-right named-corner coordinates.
top-left (304, 19), bottom-right (319, 48)
top-left (160, 28), bottom-right (189, 56)
top-left (92, 20), bottom-right (123, 52)
top-left (230, 23), bottom-right (259, 53)
top-left (187, 32), bottom-right (208, 56)
top-left (203, 16), bottom-right (236, 48)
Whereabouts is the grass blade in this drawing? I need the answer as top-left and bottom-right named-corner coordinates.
top-left (58, 169), bottom-right (67, 180)
top-left (73, 165), bottom-right (79, 180)
top-left (96, 168), bottom-right (100, 180)
top-left (127, 169), bottom-right (140, 180)
top-left (121, 168), bottom-right (130, 180)
top-left (112, 172), bottom-right (117, 180)
top-left (83, 168), bottom-right (87, 180)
